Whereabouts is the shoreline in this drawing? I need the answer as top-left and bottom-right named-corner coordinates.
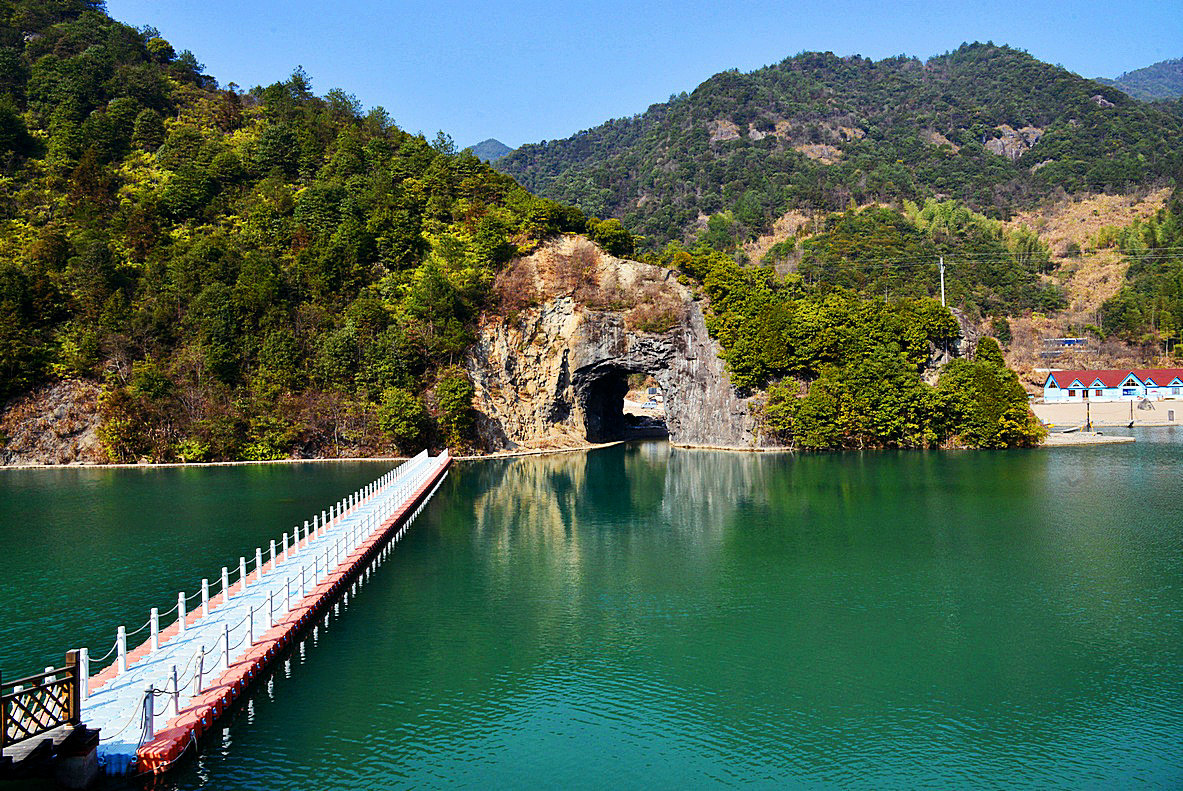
top-left (0, 442), bottom-right (628, 471)
top-left (1, 428), bottom-right (1159, 471)
top-left (1039, 431), bottom-right (1136, 447)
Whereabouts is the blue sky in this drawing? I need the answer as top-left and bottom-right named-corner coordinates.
top-left (104, 0), bottom-right (1182, 148)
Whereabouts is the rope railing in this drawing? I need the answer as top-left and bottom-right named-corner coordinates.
top-left (98, 697), bottom-right (146, 743)
top-left (126, 617), bottom-right (153, 637)
top-left (89, 636), bottom-right (119, 665)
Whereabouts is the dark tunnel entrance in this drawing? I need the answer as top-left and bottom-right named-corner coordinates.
top-left (579, 367), bottom-right (669, 443)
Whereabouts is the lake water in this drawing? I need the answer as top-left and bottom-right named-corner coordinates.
top-left (1, 434), bottom-right (1181, 788)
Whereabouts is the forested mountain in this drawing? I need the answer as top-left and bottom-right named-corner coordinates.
top-left (498, 44), bottom-right (1183, 247)
top-left (0, 0), bottom-right (594, 461)
top-left (1098, 58), bottom-right (1183, 101)
top-left (0, 3), bottom-right (1052, 459)
top-left (467, 138), bottom-right (512, 162)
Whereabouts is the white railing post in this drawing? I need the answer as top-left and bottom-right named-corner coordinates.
top-left (321, 510), bottom-right (327, 531)
top-left (301, 564), bottom-right (307, 597)
top-left (239, 556), bottom-right (247, 589)
top-left (196, 647), bottom-right (205, 693)
top-left (282, 533), bottom-right (289, 561)
top-left (144, 685), bottom-right (155, 740)
top-left (177, 592), bottom-right (187, 635)
top-left (270, 539), bottom-right (276, 567)
top-left (291, 527), bottom-right (298, 554)
top-left (304, 520), bottom-right (310, 542)
top-left (256, 547), bottom-right (263, 575)
top-left (313, 515), bottom-right (319, 538)
top-left (220, 625), bottom-right (229, 672)
top-left (79, 647), bottom-right (89, 702)
top-left (285, 577), bottom-right (292, 611)
top-left (171, 665), bottom-right (180, 715)
top-left (248, 606), bottom-right (255, 646)
top-left (150, 608), bottom-right (159, 652)
top-left (314, 555), bottom-right (321, 582)
top-left (221, 566), bottom-right (230, 601)
top-left (201, 578), bottom-right (210, 617)
top-left (268, 588), bottom-right (275, 627)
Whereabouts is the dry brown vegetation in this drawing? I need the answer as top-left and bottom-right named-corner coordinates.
top-left (623, 281), bottom-right (686, 334)
top-left (490, 236), bottom-right (686, 334)
top-left (996, 189), bottom-right (1173, 384)
top-left (793, 143), bottom-right (843, 164)
top-left (0, 380), bottom-right (103, 464)
top-left (1006, 188), bottom-right (1170, 319)
top-left (743, 209), bottom-right (822, 270)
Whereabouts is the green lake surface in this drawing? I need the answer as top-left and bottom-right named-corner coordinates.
top-left (1, 433), bottom-right (1181, 788)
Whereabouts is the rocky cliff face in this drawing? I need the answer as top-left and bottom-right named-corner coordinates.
top-left (466, 236), bottom-right (763, 451)
top-left (0, 379), bottom-right (104, 465)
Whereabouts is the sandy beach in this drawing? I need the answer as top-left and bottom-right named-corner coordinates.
top-left (1032, 400), bottom-right (1183, 428)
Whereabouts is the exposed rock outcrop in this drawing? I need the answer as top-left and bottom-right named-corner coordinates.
top-left (707, 119), bottom-right (741, 142)
top-left (921, 129), bottom-right (960, 151)
top-left (793, 143), bottom-right (842, 164)
top-left (466, 237), bottom-right (762, 452)
top-left (985, 124), bottom-right (1044, 160)
top-left (0, 379), bottom-right (104, 465)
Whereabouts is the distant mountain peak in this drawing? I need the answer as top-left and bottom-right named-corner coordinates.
top-left (467, 138), bottom-right (513, 162)
top-left (1098, 57), bottom-right (1183, 101)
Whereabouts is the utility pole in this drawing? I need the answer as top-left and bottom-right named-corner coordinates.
top-left (939, 256), bottom-right (946, 307)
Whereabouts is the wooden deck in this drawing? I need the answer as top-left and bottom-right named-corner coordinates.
top-left (0, 723), bottom-right (97, 779)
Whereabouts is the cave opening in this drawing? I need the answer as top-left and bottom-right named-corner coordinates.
top-left (579, 367), bottom-right (668, 443)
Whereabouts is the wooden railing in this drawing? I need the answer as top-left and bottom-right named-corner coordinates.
top-left (0, 650), bottom-right (81, 755)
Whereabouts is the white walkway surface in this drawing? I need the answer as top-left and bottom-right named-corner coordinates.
top-left (80, 451), bottom-right (447, 773)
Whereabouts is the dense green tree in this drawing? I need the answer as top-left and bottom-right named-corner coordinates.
top-left (973, 336), bottom-right (1006, 367)
top-left (377, 387), bottom-right (427, 450)
top-left (935, 356), bottom-right (1045, 448)
top-left (132, 108), bottom-right (165, 150)
top-left (589, 218), bottom-right (635, 258)
top-left (666, 244), bottom-right (1038, 449)
top-left (434, 366), bottom-right (475, 446)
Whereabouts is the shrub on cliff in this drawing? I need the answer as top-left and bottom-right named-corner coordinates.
top-left (433, 367), bottom-right (475, 448)
top-left (378, 387), bottom-right (427, 452)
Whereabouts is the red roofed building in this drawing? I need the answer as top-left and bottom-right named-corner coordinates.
top-left (1042, 369), bottom-right (1183, 402)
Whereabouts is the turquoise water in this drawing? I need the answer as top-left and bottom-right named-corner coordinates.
top-left (1, 435), bottom-right (1181, 788)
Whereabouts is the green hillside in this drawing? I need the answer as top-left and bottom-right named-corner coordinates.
top-left (0, 0), bottom-right (589, 461)
top-left (0, 4), bottom-right (1051, 457)
top-left (1098, 58), bottom-right (1183, 101)
top-left (498, 44), bottom-right (1183, 247)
